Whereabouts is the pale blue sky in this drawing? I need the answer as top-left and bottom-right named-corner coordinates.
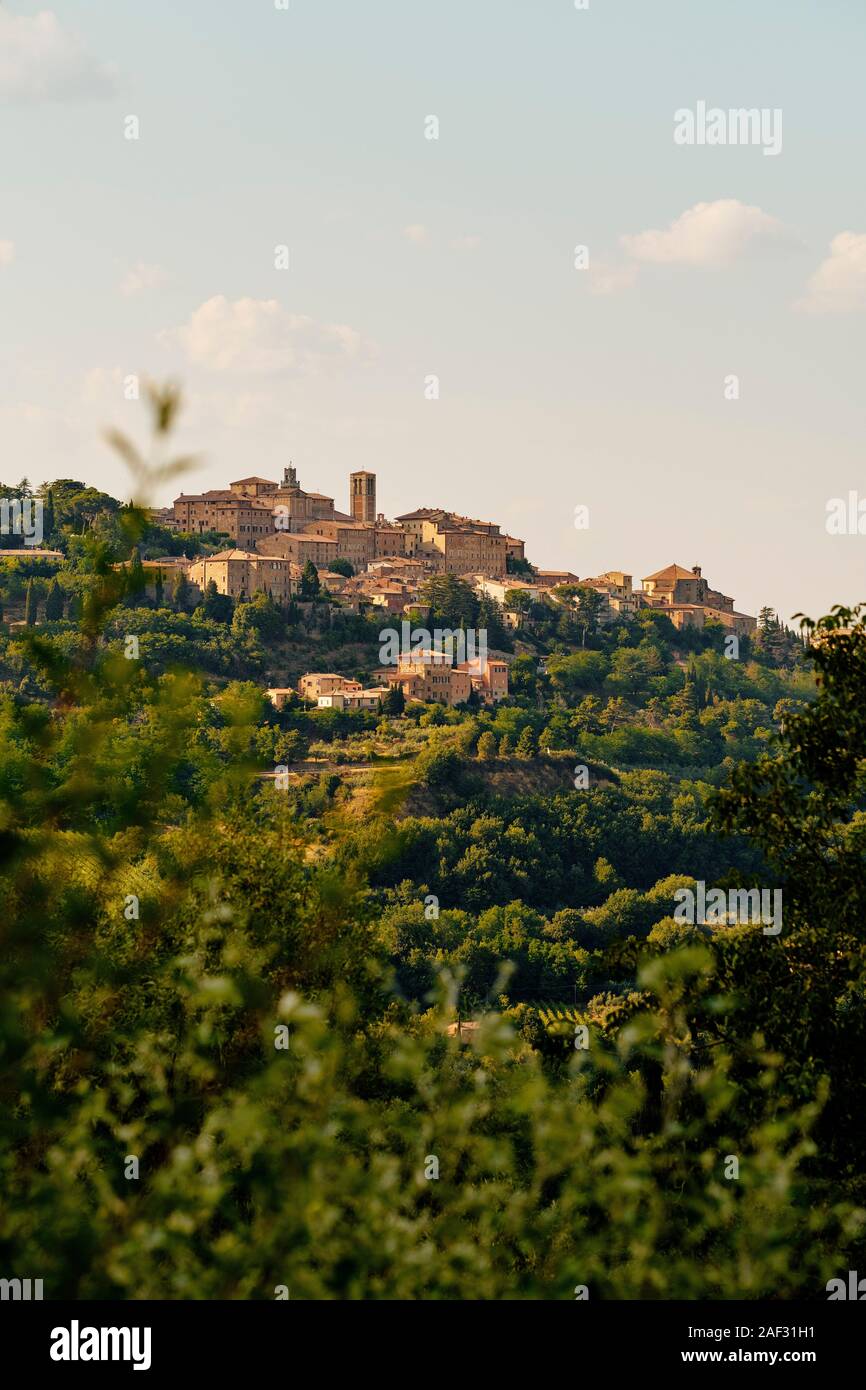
top-left (1, 0), bottom-right (865, 619)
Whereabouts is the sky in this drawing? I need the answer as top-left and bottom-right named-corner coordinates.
top-left (1, 0), bottom-right (865, 621)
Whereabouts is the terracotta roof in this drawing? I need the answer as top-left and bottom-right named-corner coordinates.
top-left (643, 563), bottom-right (698, 583)
top-left (197, 548), bottom-right (259, 561)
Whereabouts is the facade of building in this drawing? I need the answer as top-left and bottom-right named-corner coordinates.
top-left (579, 571), bottom-right (644, 620)
top-left (171, 491), bottom-right (275, 544)
top-left (394, 509), bottom-right (509, 578)
top-left (317, 686), bottom-right (389, 711)
top-left (266, 687), bottom-right (295, 710)
top-left (380, 647), bottom-right (508, 707)
top-left (504, 536), bottom-right (526, 564)
top-left (642, 563), bottom-right (756, 634)
top-left (256, 532), bottom-right (340, 568)
top-left (298, 673), bottom-right (362, 701)
top-left (175, 466), bottom-right (345, 544)
top-left (534, 569), bottom-right (580, 587)
top-left (186, 549), bottom-right (293, 602)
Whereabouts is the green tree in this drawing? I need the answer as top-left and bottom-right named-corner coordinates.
top-left (574, 586), bottom-right (605, 646)
top-left (232, 591), bottom-right (284, 642)
top-left (300, 561), bottom-right (320, 599)
top-left (477, 595), bottom-right (509, 650)
top-left (126, 548), bottom-right (146, 607)
top-left (172, 569), bottom-right (192, 613)
top-left (419, 574), bottom-right (479, 630)
top-left (503, 588), bottom-right (532, 622)
top-left (382, 683), bottom-right (406, 716)
top-left (712, 603), bottom-right (866, 1171)
top-left (515, 725), bottom-right (536, 759)
top-left (43, 577), bottom-right (64, 621)
top-left (477, 730), bottom-right (497, 759)
top-left (23, 577), bottom-right (37, 626)
top-left (202, 578), bottom-right (233, 624)
top-left (43, 486), bottom-right (56, 542)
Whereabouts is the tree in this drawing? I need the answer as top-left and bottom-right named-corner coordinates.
top-left (300, 561), bottom-right (320, 599)
top-left (382, 684), bottom-right (406, 716)
top-left (23, 578), bottom-right (37, 626)
top-left (477, 595), bottom-right (509, 650)
top-left (506, 554), bottom-right (535, 577)
top-left (42, 486), bottom-right (56, 542)
top-left (574, 586), bottom-right (605, 646)
top-left (547, 650), bottom-right (609, 697)
top-left (503, 589), bottom-right (532, 622)
top-left (154, 568), bottom-right (165, 607)
top-left (498, 732), bottom-right (512, 757)
top-left (477, 730), bottom-right (497, 760)
top-left (506, 653), bottom-right (543, 706)
top-left (515, 725), bottom-right (536, 759)
top-left (126, 548), bottom-right (146, 607)
top-left (44, 577), bottom-right (64, 621)
top-left (329, 558), bottom-right (355, 578)
top-left (232, 591), bottom-right (284, 642)
top-left (419, 574), bottom-right (479, 630)
top-left (710, 603), bottom-right (866, 1171)
top-left (202, 579), bottom-right (233, 624)
top-left (173, 570), bottom-right (192, 613)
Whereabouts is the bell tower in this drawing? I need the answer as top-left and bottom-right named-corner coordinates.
top-left (350, 470), bottom-right (376, 523)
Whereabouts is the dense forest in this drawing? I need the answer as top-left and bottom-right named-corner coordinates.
top-left (1, 394), bottom-right (864, 1299)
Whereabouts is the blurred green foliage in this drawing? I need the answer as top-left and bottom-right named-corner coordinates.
top-left (0, 392), bottom-right (863, 1299)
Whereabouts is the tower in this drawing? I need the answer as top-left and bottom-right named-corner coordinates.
top-left (282, 463), bottom-right (299, 491)
top-left (350, 470), bottom-right (376, 523)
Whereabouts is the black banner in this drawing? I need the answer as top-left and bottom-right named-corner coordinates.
top-left (3, 1298), bottom-right (863, 1375)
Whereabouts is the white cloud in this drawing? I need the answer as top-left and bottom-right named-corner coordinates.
top-left (0, 241), bottom-right (15, 266)
top-left (450, 235), bottom-right (481, 252)
top-left (120, 262), bottom-right (169, 297)
top-left (165, 296), bottom-right (369, 375)
top-left (402, 224), bottom-right (430, 246)
top-left (796, 232), bottom-right (866, 314)
top-left (0, 9), bottom-right (117, 103)
top-left (620, 199), bottom-right (794, 268)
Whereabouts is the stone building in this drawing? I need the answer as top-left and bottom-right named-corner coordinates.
top-left (394, 509), bottom-right (509, 577)
top-left (317, 686), bottom-right (390, 711)
top-left (256, 531), bottom-right (339, 569)
top-left (641, 563), bottom-right (756, 634)
top-left (298, 673), bottom-right (361, 702)
top-left (174, 469), bottom-right (524, 580)
top-left (380, 647), bottom-right (508, 707)
top-left (171, 491), bottom-right (275, 545)
top-left (186, 549), bottom-right (293, 602)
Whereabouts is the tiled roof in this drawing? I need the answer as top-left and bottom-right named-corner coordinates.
top-left (643, 563), bottom-right (698, 583)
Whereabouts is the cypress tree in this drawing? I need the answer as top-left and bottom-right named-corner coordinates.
top-left (515, 725), bottom-right (536, 759)
top-left (44, 578), bottom-right (64, 621)
top-left (173, 570), bottom-right (191, 613)
top-left (24, 578), bottom-right (37, 626)
top-left (43, 487), bottom-right (55, 543)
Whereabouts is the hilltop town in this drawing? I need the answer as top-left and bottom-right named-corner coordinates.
top-left (140, 465), bottom-right (759, 710)
top-left (161, 465), bottom-right (756, 634)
